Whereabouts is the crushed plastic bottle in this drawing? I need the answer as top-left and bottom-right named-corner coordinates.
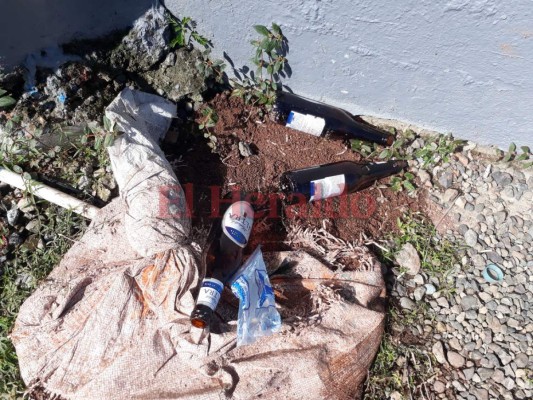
top-left (230, 246), bottom-right (281, 346)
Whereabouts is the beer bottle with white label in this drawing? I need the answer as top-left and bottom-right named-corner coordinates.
top-left (272, 91), bottom-right (394, 146)
top-left (190, 201), bottom-right (254, 329)
top-left (280, 160), bottom-right (408, 203)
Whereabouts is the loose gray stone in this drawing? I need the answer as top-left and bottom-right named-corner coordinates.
top-left (449, 337), bottom-right (462, 351)
top-left (238, 141), bottom-right (253, 157)
top-left (473, 388), bottom-right (489, 400)
top-left (463, 367), bottom-right (475, 380)
top-left (503, 377), bottom-right (516, 390)
top-left (498, 351), bottom-right (513, 366)
top-left (25, 219), bottom-right (41, 233)
top-left (477, 367), bottom-right (494, 380)
top-left (452, 380), bottom-right (466, 391)
top-left (400, 297), bottom-right (416, 310)
top-left (438, 171), bottom-right (454, 189)
top-left (464, 229), bottom-right (478, 247)
top-left (434, 380), bottom-right (446, 393)
top-left (492, 171), bottom-right (513, 187)
top-left (436, 297), bottom-right (449, 308)
top-left (413, 274), bottom-right (425, 285)
top-left (491, 369), bottom-right (505, 384)
top-left (514, 353), bottom-right (529, 368)
top-left (443, 188), bottom-right (459, 203)
top-left (424, 283), bottom-right (437, 295)
top-left (418, 169), bottom-right (431, 184)
top-left (8, 232), bottom-right (22, 246)
top-left (413, 286), bottom-right (426, 301)
top-left (432, 341), bottom-right (446, 364)
top-left (6, 208), bottom-right (19, 226)
top-left (495, 211), bottom-right (507, 224)
top-left (461, 295), bottom-right (479, 311)
top-left (395, 243), bottom-right (421, 275)
top-left (17, 197), bottom-right (35, 213)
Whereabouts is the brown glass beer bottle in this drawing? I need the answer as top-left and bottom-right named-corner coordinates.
top-left (190, 201), bottom-right (254, 329)
top-left (273, 91), bottom-right (394, 145)
top-left (280, 160), bottom-right (408, 203)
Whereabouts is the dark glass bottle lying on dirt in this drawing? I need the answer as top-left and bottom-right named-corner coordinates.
top-left (272, 91), bottom-right (395, 146)
top-left (190, 201), bottom-right (254, 329)
top-left (280, 160), bottom-right (408, 203)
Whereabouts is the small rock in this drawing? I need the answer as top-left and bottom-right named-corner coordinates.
top-left (432, 341), bottom-right (446, 364)
top-left (418, 169), bottom-right (431, 184)
top-left (456, 153), bottom-right (469, 166)
top-left (495, 211), bottom-right (507, 224)
top-left (434, 380), bottom-right (446, 393)
top-left (503, 377), bottom-right (516, 390)
top-left (464, 229), bottom-right (478, 247)
top-left (96, 185), bottom-right (112, 202)
top-left (463, 367), bottom-right (475, 380)
top-left (477, 367), bottom-right (494, 380)
top-left (473, 388), bottom-right (489, 400)
top-left (238, 141), bottom-right (254, 157)
top-left (8, 232), bottom-right (22, 246)
top-left (514, 353), bottom-right (529, 368)
top-left (424, 283), bottom-right (437, 295)
top-left (443, 188), bottom-right (459, 203)
top-left (389, 391), bottom-right (402, 400)
top-left (498, 351), bottom-right (513, 366)
top-left (6, 208), bottom-right (19, 226)
top-left (413, 286), bottom-right (426, 301)
top-left (25, 219), bottom-right (41, 233)
top-left (438, 171), bottom-right (454, 189)
top-left (17, 198), bottom-right (35, 213)
top-left (461, 295), bottom-right (479, 311)
top-left (436, 297), bottom-right (449, 308)
top-left (400, 297), bottom-right (416, 310)
top-left (395, 243), bottom-right (421, 275)
top-left (492, 171), bottom-right (513, 187)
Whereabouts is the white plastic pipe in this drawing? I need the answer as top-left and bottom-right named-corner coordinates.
top-left (0, 167), bottom-right (100, 220)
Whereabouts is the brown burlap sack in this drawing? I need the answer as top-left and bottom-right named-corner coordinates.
top-left (11, 89), bottom-right (386, 399)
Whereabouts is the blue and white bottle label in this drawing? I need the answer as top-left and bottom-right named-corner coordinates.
top-left (196, 278), bottom-right (224, 310)
top-left (222, 201), bottom-right (254, 248)
top-left (310, 174), bottom-right (346, 201)
top-left (286, 111), bottom-right (326, 136)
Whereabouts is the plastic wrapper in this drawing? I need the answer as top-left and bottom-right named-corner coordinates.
top-left (230, 246), bottom-right (281, 346)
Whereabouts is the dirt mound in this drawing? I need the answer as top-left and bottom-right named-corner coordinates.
top-left (167, 92), bottom-right (425, 255)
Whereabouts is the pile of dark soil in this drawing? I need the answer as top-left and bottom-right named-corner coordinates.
top-left (166, 92), bottom-right (426, 253)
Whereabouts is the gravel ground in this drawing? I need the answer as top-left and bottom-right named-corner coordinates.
top-left (391, 140), bottom-right (532, 399)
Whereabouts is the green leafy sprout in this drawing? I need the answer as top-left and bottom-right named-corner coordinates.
top-left (168, 15), bottom-right (211, 49)
top-left (232, 23), bottom-right (288, 108)
top-left (0, 87), bottom-right (16, 109)
top-left (502, 142), bottom-right (532, 167)
top-left (198, 106), bottom-right (219, 151)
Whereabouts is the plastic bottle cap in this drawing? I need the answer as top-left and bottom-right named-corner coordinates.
top-left (482, 263), bottom-right (504, 283)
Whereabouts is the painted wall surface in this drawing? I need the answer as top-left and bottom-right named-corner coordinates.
top-left (1, 1), bottom-right (532, 148)
top-left (165, 0), bottom-right (533, 148)
top-left (0, 0), bottom-right (152, 67)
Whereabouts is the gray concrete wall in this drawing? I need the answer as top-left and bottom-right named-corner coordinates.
top-left (165, 0), bottom-right (533, 148)
top-left (1, 0), bottom-right (532, 148)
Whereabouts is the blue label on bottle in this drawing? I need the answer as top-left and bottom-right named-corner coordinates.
top-left (286, 111), bottom-right (295, 124)
top-left (225, 226), bottom-right (247, 246)
top-left (202, 279), bottom-right (224, 292)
